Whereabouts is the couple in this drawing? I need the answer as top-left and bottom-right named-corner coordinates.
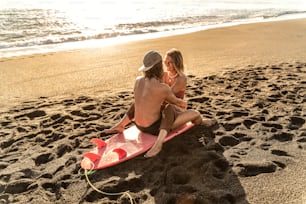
top-left (103, 49), bottom-right (216, 157)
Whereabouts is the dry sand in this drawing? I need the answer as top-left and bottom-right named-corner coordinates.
top-left (0, 18), bottom-right (306, 204)
top-left (1, 18), bottom-right (306, 105)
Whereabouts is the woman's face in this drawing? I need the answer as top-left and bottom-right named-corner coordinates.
top-left (164, 55), bottom-right (175, 72)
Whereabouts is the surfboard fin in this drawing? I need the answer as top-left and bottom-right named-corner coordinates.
top-left (112, 148), bottom-right (127, 159)
top-left (90, 138), bottom-right (107, 149)
top-left (83, 152), bottom-right (101, 162)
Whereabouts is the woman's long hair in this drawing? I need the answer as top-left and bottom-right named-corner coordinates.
top-left (166, 48), bottom-right (184, 74)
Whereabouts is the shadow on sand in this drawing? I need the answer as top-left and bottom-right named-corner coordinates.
top-left (81, 126), bottom-right (249, 204)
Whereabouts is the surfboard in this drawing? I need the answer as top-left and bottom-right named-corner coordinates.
top-left (81, 122), bottom-right (194, 170)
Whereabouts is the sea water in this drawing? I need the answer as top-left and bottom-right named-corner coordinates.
top-left (1, 0), bottom-right (306, 58)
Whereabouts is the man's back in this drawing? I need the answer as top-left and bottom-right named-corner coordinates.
top-left (134, 76), bottom-right (167, 127)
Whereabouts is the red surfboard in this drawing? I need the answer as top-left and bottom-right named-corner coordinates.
top-left (81, 122), bottom-right (194, 170)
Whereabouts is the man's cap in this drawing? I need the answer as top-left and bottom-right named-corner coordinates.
top-left (138, 50), bottom-right (162, 72)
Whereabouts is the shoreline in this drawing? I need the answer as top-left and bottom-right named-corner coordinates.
top-left (0, 13), bottom-right (306, 60)
top-left (2, 12), bottom-right (306, 59)
top-left (1, 18), bottom-right (306, 106)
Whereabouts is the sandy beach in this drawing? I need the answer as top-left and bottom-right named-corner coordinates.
top-left (0, 18), bottom-right (306, 204)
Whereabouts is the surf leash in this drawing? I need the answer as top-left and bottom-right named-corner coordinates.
top-left (80, 163), bottom-right (135, 204)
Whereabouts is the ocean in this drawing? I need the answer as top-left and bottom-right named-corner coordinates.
top-left (1, 0), bottom-right (306, 58)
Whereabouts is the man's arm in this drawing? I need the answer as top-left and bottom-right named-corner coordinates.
top-left (164, 86), bottom-right (187, 109)
top-left (102, 103), bottom-right (134, 134)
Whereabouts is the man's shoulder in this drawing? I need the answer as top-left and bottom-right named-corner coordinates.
top-left (136, 76), bottom-right (144, 80)
top-left (135, 76), bottom-right (145, 85)
top-left (159, 82), bottom-right (172, 93)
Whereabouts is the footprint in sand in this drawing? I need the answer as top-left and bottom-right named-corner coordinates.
top-left (33, 153), bottom-right (55, 166)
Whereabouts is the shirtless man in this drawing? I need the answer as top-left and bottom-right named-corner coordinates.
top-left (103, 50), bottom-right (212, 157)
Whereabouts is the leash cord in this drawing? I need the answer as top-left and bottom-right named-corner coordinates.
top-left (82, 168), bottom-right (135, 204)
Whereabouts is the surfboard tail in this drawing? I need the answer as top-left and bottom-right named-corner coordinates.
top-left (90, 138), bottom-right (107, 148)
top-left (112, 148), bottom-right (127, 159)
top-left (83, 152), bottom-right (101, 162)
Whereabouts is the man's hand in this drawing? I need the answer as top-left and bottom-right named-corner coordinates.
top-left (179, 100), bottom-right (187, 109)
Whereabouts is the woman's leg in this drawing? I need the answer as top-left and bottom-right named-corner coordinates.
top-left (171, 110), bottom-right (216, 130)
top-left (171, 109), bottom-right (202, 129)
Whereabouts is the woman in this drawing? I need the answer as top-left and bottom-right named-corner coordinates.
top-left (163, 48), bottom-right (187, 100)
top-left (162, 48), bottom-right (215, 128)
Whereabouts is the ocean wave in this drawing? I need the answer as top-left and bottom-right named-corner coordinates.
top-left (1, 5), bottom-right (306, 58)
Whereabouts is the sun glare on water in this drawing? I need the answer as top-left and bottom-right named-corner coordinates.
top-left (55, 1), bottom-right (147, 29)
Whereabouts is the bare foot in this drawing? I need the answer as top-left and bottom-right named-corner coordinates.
top-left (144, 143), bottom-right (163, 158)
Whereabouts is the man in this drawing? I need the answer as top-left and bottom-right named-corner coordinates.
top-left (103, 50), bottom-right (214, 157)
